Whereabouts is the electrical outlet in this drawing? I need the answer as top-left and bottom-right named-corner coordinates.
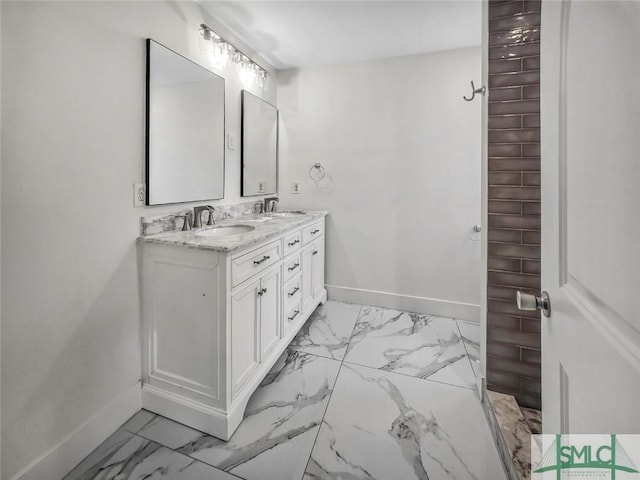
top-left (292, 181), bottom-right (301, 194)
top-left (133, 183), bottom-right (146, 207)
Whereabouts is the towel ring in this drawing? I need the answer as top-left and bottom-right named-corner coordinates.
top-left (309, 163), bottom-right (326, 181)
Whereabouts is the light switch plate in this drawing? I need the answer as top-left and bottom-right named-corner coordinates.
top-left (133, 183), bottom-right (146, 207)
top-left (291, 181), bottom-right (301, 194)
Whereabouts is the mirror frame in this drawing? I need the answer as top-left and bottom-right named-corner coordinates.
top-left (145, 38), bottom-right (226, 205)
top-left (241, 90), bottom-right (278, 197)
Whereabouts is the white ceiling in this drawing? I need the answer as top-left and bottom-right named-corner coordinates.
top-left (199, 1), bottom-right (482, 70)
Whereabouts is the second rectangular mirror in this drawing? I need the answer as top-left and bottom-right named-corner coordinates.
top-left (241, 90), bottom-right (278, 196)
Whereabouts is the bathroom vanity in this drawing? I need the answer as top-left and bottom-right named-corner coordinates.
top-left (137, 211), bottom-right (327, 440)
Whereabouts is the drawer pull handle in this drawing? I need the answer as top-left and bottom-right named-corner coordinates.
top-left (288, 310), bottom-right (300, 321)
top-left (312, 250), bottom-right (319, 255)
top-left (288, 262), bottom-right (300, 272)
top-left (257, 287), bottom-right (267, 297)
top-left (311, 229), bottom-right (320, 234)
top-left (288, 286), bottom-right (300, 297)
top-left (288, 239), bottom-right (300, 246)
top-left (253, 255), bottom-right (270, 265)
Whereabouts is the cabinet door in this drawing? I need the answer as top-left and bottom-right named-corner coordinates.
top-left (310, 237), bottom-right (325, 300)
top-left (259, 266), bottom-right (282, 360)
top-left (301, 244), bottom-right (315, 316)
top-left (231, 279), bottom-right (260, 395)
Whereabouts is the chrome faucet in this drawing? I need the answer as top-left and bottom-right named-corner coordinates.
top-left (264, 197), bottom-right (279, 212)
top-left (175, 213), bottom-right (192, 231)
top-left (193, 205), bottom-right (215, 228)
top-left (253, 202), bottom-right (264, 214)
top-left (206, 206), bottom-right (216, 225)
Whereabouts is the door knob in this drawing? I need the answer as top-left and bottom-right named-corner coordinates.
top-left (516, 290), bottom-right (551, 318)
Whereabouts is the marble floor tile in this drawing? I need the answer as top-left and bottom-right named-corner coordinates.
top-left (136, 415), bottom-right (203, 451)
top-left (305, 363), bottom-right (506, 480)
top-left (344, 306), bottom-right (477, 389)
top-left (121, 409), bottom-right (157, 434)
top-left (66, 435), bottom-right (238, 480)
top-left (63, 429), bottom-right (134, 480)
top-left (138, 349), bottom-right (341, 480)
top-left (289, 300), bottom-right (361, 360)
top-left (457, 320), bottom-right (481, 378)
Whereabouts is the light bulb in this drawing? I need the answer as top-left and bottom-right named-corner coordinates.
top-left (199, 25), bottom-right (215, 55)
top-left (239, 57), bottom-right (255, 86)
top-left (217, 41), bottom-right (231, 67)
top-left (199, 24), bottom-right (213, 41)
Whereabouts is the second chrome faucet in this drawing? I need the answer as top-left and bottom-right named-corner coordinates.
top-left (193, 205), bottom-right (215, 228)
top-left (264, 197), bottom-right (279, 213)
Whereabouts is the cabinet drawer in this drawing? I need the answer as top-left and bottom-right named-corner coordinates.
top-left (283, 251), bottom-right (302, 283)
top-left (302, 221), bottom-right (324, 244)
top-left (283, 275), bottom-right (302, 313)
top-left (283, 296), bottom-right (302, 334)
top-left (283, 230), bottom-right (302, 256)
top-left (232, 239), bottom-right (282, 287)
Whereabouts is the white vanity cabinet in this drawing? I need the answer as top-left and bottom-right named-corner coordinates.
top-left (139, 215), bottom-right (326, 441)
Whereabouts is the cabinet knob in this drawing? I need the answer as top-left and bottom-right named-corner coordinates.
top-left (312, 250), bottom-right (318, 255)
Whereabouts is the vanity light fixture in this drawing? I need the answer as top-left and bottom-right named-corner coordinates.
top-left (199, 23), bottom-right (270, 90)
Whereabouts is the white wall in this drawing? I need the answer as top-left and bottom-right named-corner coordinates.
top-left (1, 2), bottom-right (275, 479)
top-left (278, 48), bottom-right (482, 320)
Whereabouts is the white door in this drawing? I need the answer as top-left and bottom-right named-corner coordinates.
top-left (540, 0), bottom-right (640, 433)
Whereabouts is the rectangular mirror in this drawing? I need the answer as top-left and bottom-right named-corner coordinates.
top-left (241, 90), bottom-right (278, 196)
top-left (146, 39), bottom-right (225, 205)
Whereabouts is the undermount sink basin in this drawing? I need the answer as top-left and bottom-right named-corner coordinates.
top-left (196, 225), bottom-right (255, 237)
top-left (243, 216), bottom-right (273, 222)
top-left (269, 211), bottom-right (306, 217)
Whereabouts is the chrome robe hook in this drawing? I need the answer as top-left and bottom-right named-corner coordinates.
top-left (463, 81), bottom-right (486, 101)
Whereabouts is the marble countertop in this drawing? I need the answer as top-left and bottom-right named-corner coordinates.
top-left (137, 210), bottom-right (328, 253)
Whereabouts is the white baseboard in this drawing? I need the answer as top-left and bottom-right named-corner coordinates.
top-left (10, 382), bottom-right (141, 480)
top-left (326, 285), bottom-right (480, 323)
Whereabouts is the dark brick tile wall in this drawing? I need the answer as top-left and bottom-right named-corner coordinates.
top-left (487, 0), bottom-right (541, 409)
